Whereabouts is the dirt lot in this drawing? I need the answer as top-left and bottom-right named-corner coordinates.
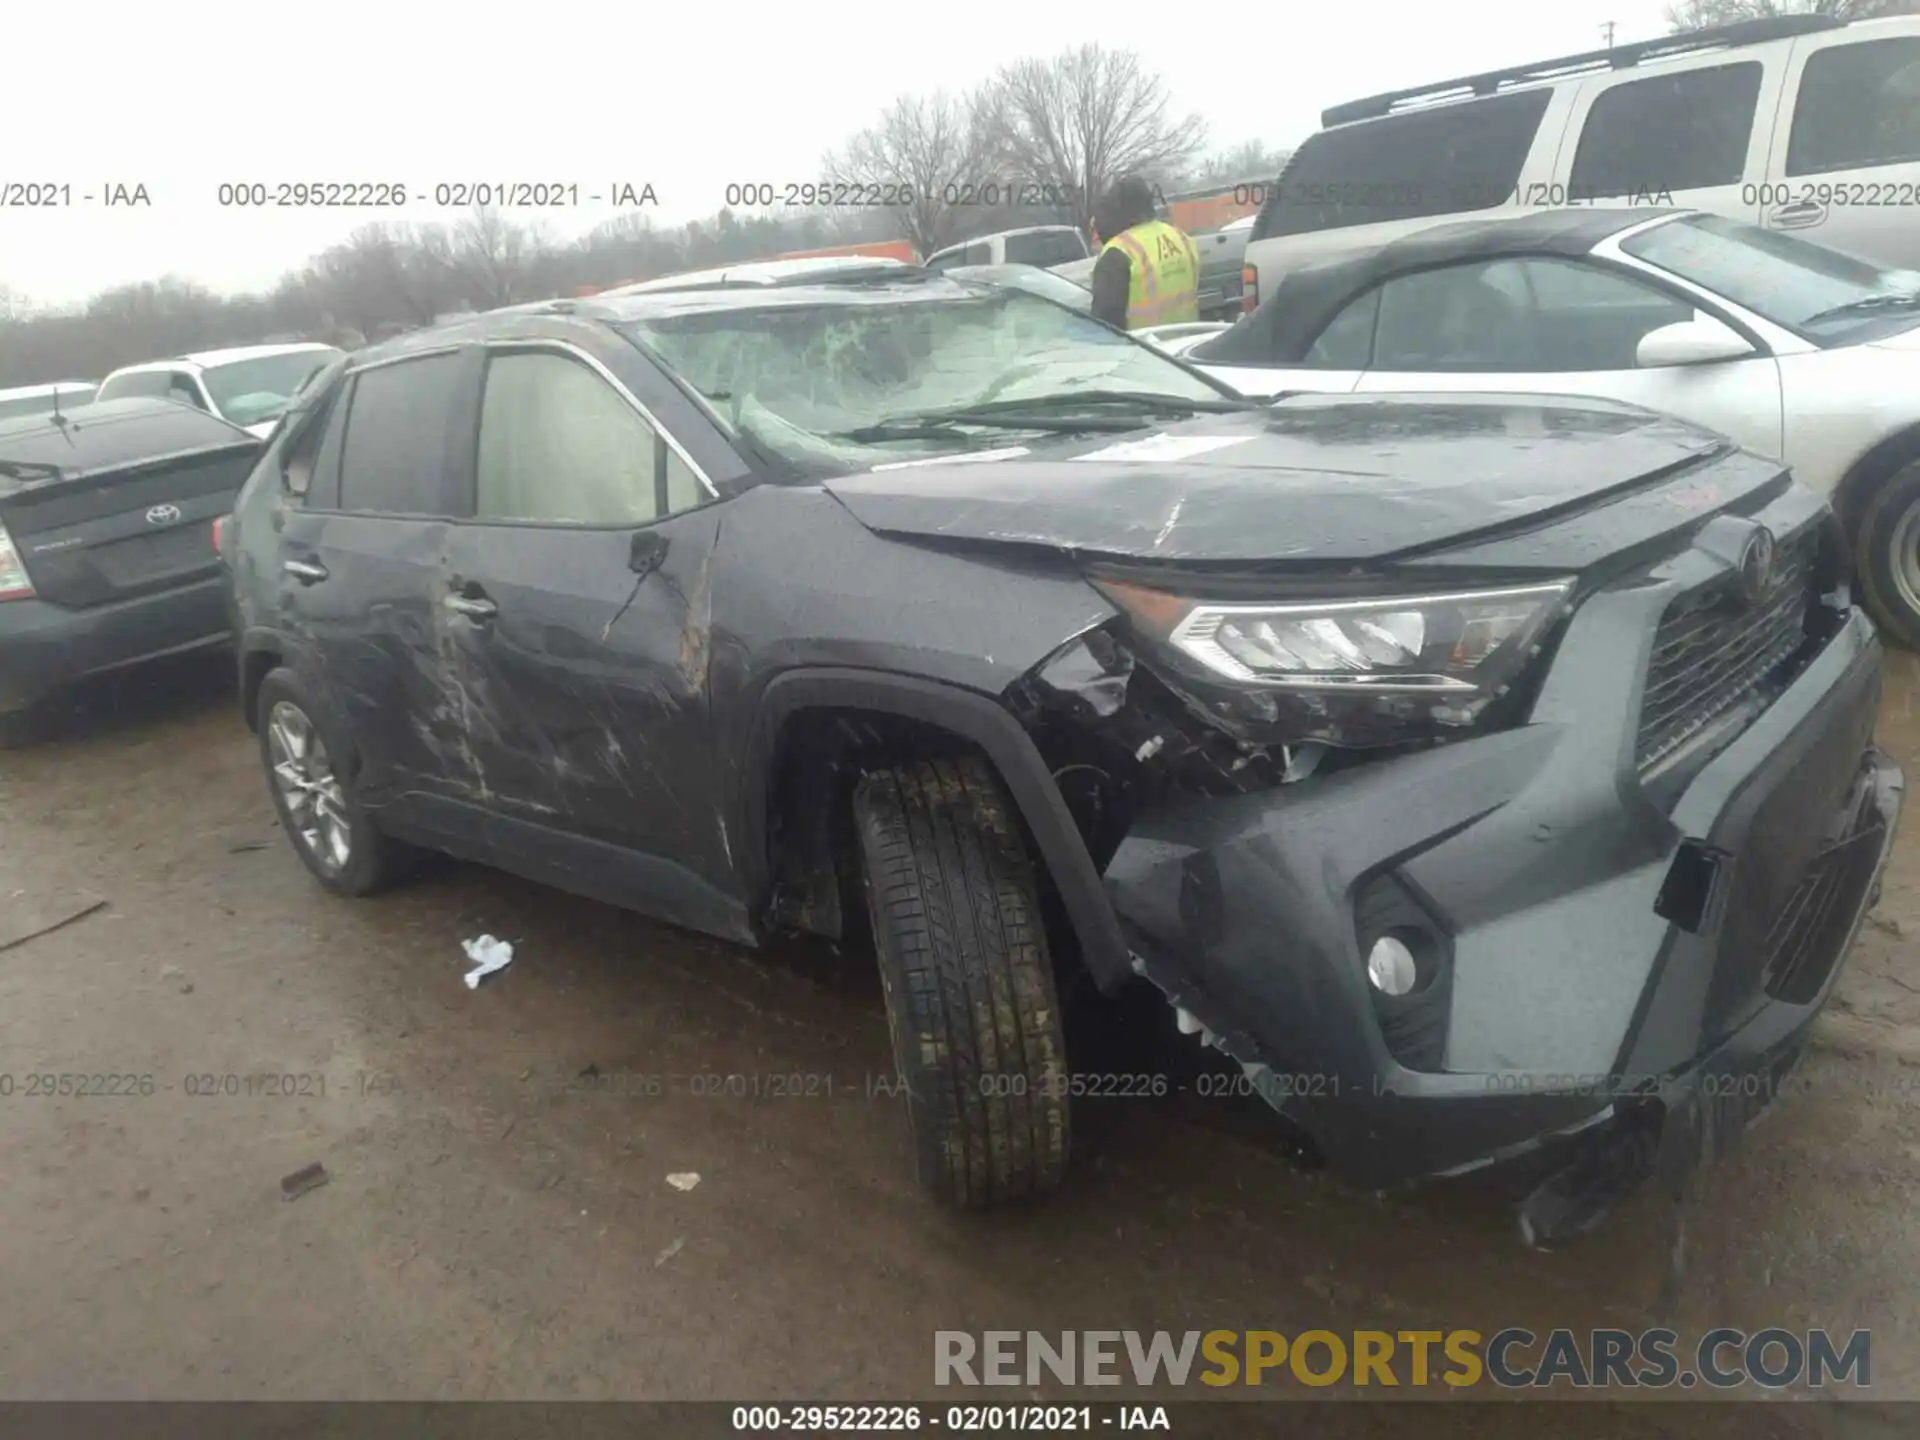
top-left (1, 648), bottom-right (1918, 1426)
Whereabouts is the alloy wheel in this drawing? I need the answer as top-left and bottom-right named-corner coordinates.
top-left (267, 700), bottom-right (352, 873)
top-left (1891, 498), bottom-right (1920, 625)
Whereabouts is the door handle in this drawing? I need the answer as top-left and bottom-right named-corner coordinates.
top-left (283, 558), bottom-right (328, 583)
top-left (444, 594), bottom-right (498, 621)
top-left (1769, 200), bottom-right (1826, 229)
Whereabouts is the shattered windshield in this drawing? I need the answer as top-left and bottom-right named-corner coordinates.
top-left (616, 282), bottom-right (1235, 478)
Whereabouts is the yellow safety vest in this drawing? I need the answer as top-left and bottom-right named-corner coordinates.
top-left (1100, 219), bottom-right (1200, 329)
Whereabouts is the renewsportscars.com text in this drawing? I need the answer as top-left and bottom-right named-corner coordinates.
top-left (934, 1328), bottom-right (1871, 1390)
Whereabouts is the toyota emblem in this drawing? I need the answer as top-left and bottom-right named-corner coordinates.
top-left (146, 504), bottom-right (182, 526)
top-left (1736, 526), bottom-right (1776, 606)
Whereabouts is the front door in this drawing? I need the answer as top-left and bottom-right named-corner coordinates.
top-left (435, 341), bottom-right (742, 937)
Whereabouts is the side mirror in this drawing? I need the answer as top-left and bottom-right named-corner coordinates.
top-left (1636, 316), bottom-right (1755, 367)
top-left (629, 529), bottom-right (669, 577)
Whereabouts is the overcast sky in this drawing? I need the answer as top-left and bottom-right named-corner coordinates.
top-left (2, 0), bottom-right (1674, 308)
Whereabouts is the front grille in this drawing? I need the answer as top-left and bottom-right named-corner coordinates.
top-left (1635, 527), bottom-right (1819, 771)
top-left (1762, 766), bottom-right (1887, 1005)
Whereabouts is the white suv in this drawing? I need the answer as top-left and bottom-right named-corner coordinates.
top-left (1242, 14), bottom-right (1920, 310)
top-left (95, 343), bottom-right (343, 439)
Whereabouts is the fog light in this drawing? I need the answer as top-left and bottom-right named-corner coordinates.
top-left (1367, 936), bottom-right (1417, 996)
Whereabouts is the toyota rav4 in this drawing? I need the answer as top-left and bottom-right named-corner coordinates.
top-left (221, 266), bottom-right (1904, 1244)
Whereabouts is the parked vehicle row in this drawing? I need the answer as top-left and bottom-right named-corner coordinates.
top-left (1183, 206), bottom-right (1920, 648)
top-left (95, 343), bottom-right (343, 439)
top-left (210, 261), bottom-right (1903, 1245)
top-left (1243, 13), bottom-right (1920, 306)
top-left (0, 399), bottom-right (265, 744)
top-left (0, 381), bottom-right (98, 421)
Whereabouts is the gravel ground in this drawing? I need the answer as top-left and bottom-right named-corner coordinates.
top-left (0, 648), bottom-right (1916, 1434)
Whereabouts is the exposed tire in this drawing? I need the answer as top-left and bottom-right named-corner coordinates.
top-left (255, 667), bottom-right (413, 897)
top-left (1854, 459), bottom-right (1920, 651)
top-left (853, 755), bottom-right (1071, 1207)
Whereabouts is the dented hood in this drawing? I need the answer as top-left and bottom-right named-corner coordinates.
top-left (822, 392), bottom-right (1732, 563)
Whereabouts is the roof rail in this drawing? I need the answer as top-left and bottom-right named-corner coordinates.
top-left (1320, 14), bottom-right (1848, 127)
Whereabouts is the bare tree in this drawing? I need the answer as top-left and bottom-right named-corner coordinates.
top-left (1667, 0), bottom-right (1918, 29)
top-left (452, 207), bottom-right (542, 309)
top-left (979, 45), bottom-right (1208, 232)
top-left (1186, 140), bottom-right (1294, 190)
top-left (823, 90), bottom-right (1001, 255)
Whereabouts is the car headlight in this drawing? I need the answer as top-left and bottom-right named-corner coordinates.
top-left (1095, 578), bottom-right (1574, 735)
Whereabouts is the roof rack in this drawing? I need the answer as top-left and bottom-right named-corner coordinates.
top-left (1320, 14), bottom-right (1847, 127)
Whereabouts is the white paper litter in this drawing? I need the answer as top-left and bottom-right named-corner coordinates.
top-left (460, 934), bottom-right (515, 989)
top-left (666, 1172), bottom-right (701, 1192)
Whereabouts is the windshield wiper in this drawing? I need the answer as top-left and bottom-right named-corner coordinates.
top-left (1801, 292), bottom-right (1920, 326)
top-left (960, 388), bottom-right (1257, 416)
top-left (832, 411), bottom-right (1146, 443)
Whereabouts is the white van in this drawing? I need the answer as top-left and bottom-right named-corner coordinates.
top-left (923, 225), bottom-right (1090, 272)
top-left (1241, 13), bottom-right (1920, 309)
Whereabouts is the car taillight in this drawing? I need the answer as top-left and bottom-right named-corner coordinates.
top-left (1241, 265), bottom-right (1259, 314)
top-left (0, 521), bottom-right (34, 601)
top-left (212, 514), bottom-right (229, 557)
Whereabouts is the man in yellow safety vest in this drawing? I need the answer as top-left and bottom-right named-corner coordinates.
top-left (1088, 175), bottom-right (1200, 332)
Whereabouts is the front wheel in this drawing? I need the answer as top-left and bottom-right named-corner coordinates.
top-left (1854, 459), bottom-right (1920, 650)
top-left (853, 756), bottom-right (1071, 1207)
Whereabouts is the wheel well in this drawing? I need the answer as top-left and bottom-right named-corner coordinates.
top-left (240, 649), bottom-right (280, 733)
top-left (759, 706), bottom-right (996, 942)
top-left (1832, 424), bottom-right (1920, 544)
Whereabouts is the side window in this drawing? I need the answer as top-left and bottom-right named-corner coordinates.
top-left (962, 242), bottom-right (995, 266)
top-left (168, 372), bottom-right (208, 411)
top-left (1514, 260), bottom-right (1695, 371)
top-left (100, 370), bottom-right (168, 400)
top-left (1254, 89), bottom-right (1551, 239)
top-left (923, 249), bottom-right (963, 273)
top-left (1569, 62), bottom-right (1763, 197)
top-left (336, 352), bottom-right (465, 516)
top-left (1303, 286), bottom-right (1381, 367)
top-left (1372, 261), bottom-right (1541, 371)
top-left (1787, 38), bottom-right (1920, 176)
top-left (475, 350), bottom-right (694, 527)
top-left (285, 384), bottom-right (350, 503)
top-left (1004, 231), bottom-right (1085, 266)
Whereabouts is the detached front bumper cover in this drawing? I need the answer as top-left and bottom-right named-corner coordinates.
top-left (1102, 601), bottom-right (1901, 1237)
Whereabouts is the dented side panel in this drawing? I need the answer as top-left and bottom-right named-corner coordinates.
top-left (275, 508), bottom-right (462, 801)
top-left (437, 508), bottom-right (728, 882)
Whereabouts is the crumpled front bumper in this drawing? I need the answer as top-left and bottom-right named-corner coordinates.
top-left (1103, 603), bottom-right (1903, 1202)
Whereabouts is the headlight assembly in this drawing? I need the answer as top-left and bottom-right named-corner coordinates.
top-left (1095, 578), bottom-right (1574, 737)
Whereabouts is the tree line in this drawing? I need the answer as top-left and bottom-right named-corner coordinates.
top-left (0, 42), bottom-right (1287, 389)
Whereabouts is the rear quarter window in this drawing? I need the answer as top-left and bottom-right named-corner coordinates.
top-left (1253, 88), bottom-right (1551, 241)
top-left (1787, 36), bottom-right (1920, 175)
top-left (335, 352), bottom-right (466, 516)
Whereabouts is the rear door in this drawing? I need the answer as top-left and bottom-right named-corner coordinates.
top-left (1352, 255), bottom-right (1784, 458)
top-left (1557, 55), bottom-right (1777, 226)
top-left (1765, 28), bottom-right (1920, 270)
top-left (275, 346), bottom-right (480, 806)
top-left (435, 337), bottom-right (737, 928)
top-left (0, 432), bottom-right (260, 612)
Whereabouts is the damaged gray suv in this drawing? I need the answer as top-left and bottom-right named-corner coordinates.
top-left (223, 265), bottom-right (1904, 1245)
